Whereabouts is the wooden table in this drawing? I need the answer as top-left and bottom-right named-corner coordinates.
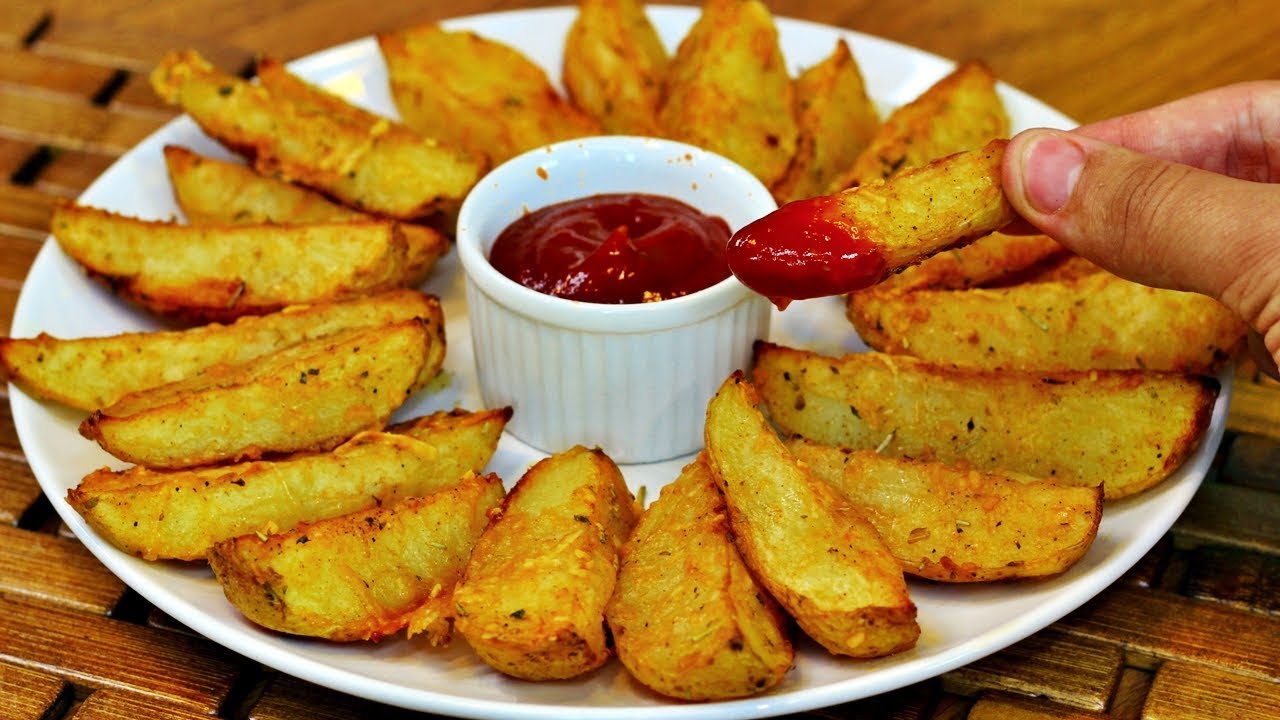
top-left (2, 1), bottom-right (1278, 718)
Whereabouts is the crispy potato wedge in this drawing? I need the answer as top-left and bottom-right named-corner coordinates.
top-left (453, 446), bottom-right (637, 680)
top-left (378, 24), bottom-right (600, 165)
top-left (704, 373), bottom-right (918, 658)
top-left (753, 342), bottom-right (1220, 499)
top-left (606, 453), bottom-right (792, 700)
top-left (150, 50), bottom-right (482, 219)
top-left (209, 472), bottom-right (504, 642)
top-left (859, 232), bottom-right (1072, 294)
top-left (827, 59), bottom-right (1008, 192)
top-left (772, 39), bottom-right (880, 203)
top-left (562, 0), bottom-right (668, 135)
top-left (163, 145), bottom-right (446, 284)
top-left (80, 320), bottom-right (431, 469)
top-left (788, 440), bottom-right (1103, 582)
top-left (51, 203), bottom-right (412, 322)
top-left (848, 271), bottom-right (1246, 373)
top-left (0, 290), bottom-right (441, 412)
top-left (67, 408), bottom-right (508, 560)
top-left (658, 0), bottom-right (797, 186)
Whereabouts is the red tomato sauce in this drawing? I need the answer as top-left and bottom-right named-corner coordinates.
top-left (489, 193), bottom-right (732, 304)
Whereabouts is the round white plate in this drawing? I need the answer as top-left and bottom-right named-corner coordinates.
top-left (9, 6), bottom-right (1228, 719)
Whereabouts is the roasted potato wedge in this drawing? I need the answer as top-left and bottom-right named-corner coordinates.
top-left (67, 408), bottom-right (508, 560)
top-left (0, 290), bottom-right (441, 412)
top-left (51, 203), bottom-right (412, 322)
top-left (704, 373), bottom-right (918, 658)
top-left (658, 0), bottom-right (797, 186)
top-left (562, 0), bottom-right (668, 136)
top-left (827, 59), bottom-right (1008, 192)
top-left (606, 453), bottom-right (792, 700)
top-left (150, 50), bottom-right (482, 219)
top-left (162, 146), bottom-right (446, 284)
top-left (859, 232), bottom-right (1072, 294)
top-left (453, 446), bottom-right (637, 681)
top-left (80, 320), bottom-right (431, 469)
top-left (378, 24), bottom-right (600, 165)
top-left (849, 271), bottom-right (1245, 373)
top-left (772, 39), bottom-right (879, 203)
top-left (209, 472), bottom-right (504, 642)
top-left (788, 440), bottom-right (1102, 582)
top-left (753, 342), bottom-right (1220, 499)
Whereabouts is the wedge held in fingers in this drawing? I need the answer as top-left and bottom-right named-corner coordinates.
top-left (563, 0), bottom-right (668, 136)
top-left (209, 473), bottom-right (504, 642)
top-left (753, 342), bottom-right (1219, 499)
top-left (606, 453), bottom-right (793, 700)
top-left (704, 373), bottom-right (918, 658)
top-left (788, 440), bottom-right (1102, 582)
top-left (453, 446), bottom-right (638, 680)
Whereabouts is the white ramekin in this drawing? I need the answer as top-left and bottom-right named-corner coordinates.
top-left (456, 136), bottom-right (775, 464)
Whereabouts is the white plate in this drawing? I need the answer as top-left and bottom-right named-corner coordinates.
top-left (9, 6), bottom-right (1228, 719)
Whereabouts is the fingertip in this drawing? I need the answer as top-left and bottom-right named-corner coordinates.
top-left (1004, 128), bottom-right (1086, 218)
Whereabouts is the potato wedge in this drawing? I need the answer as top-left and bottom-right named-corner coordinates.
top-left (704, 373), bottom-right (918, 658)
top-left (0, 290), bottom-right (441, 412)
top-left (150, 50), bottom-right (482, 219)
top-left (163, 145), bottom-right (446, 284)
top-left (658, 0), bottom-right (797, 186)
top-left (67, 408), bottom-right (508, 560)
top-left (787, 440), bottom-right (1102, 582)
top-left (51, 203), bottom-right (412, 322)
top-left (606, 453), bottom-right (792, 700)
top-left (848, 271), bottom-right (1246, 373)
top-left (209, 472), bottom-right (504, 642)
top-left (562, 0), bottom-right (668, 136)
top-left (80, 320), bottom-right (430, 469)
top-left (857, 232), bottom-right (1072, 294)
top-left (827, 59), bottom-right (1008, 192)
top-left (753, 342), bottom-right (1220, 499)
top-left (772, 39), bottom-right (880, 203)
top-left (378, 24), bottom-right (600, 165)
top-left (453, 446), bottom-right (637, 681)
top-left (728, 140), bottom-right (1015, 301)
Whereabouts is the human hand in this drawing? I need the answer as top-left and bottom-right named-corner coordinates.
top-left (1001, 81), bottom-right (1280, 376)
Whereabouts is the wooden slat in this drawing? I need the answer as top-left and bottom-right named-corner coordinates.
top-left (1227, 379), bottom-right (1280, 441)
top-left (1107, 667), bottom-right (1152, 720)
top-left (72, 689), bottom-right (216, 720)
top-left (0, 139), bottom-right (41, 181)
top-left (0, 399), bottom-right (23, 462)
top-left (941, 628), bottom-right (1121, 711)
top-left (1222, 433), bottom-right (1280, 493)
top-left (248, 673), bottom-right (423, 720)
top-left (0, 525), bottom-right (127, 613)
top-left (967, 691), bottom-right (1107, 720)
top-left (34, 146), bottom-right (115, 197)
top-left (1058, 587), bottom-right (1280, 682)
top-left (34, 21), bottom-right (254, 74)
top-left (0, 660), bottom-right (73, 720)
top-left (0, 457), bottom-right (42, 525)
top-left (108, 73), bottom-right (177, 118)
top-left (0, 45), bottom-right (115, 99)
top-left (1142, 661), bottom-right (1280, 720)
top-left (1120, 537), bottom-right (1169, 589)
top-left (0, 86), bottom-right (165, 155)
top-left (1183, 545), bottom-right (1280, 616)
top-left (0, 183), bottom-right (58, 239)
top-left (1173, 481), bottom-right (1280, 555)
top-left (0, 4), bottom-right (47, 49)
top-left (0, 284), bottom-right (16, 335)
top-left (0, 595), bottom-right (242, 714)
top-left (0, 231), bottom-right (41, 288)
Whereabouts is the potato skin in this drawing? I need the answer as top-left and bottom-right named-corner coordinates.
top-left (607, 453), bottom-right (792, 700)
top-left (856, 231), bottom-right (1071, 295)
top-left (209, 473), bottom-right (504, 642)
top-left (788, 440), bottom-right (1102, 582)
top-left (704, 374), bottom-right (918, 658)
top-left (453, 446), bottom-right (637, 680)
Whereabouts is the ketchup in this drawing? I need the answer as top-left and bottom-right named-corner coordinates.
top-left (489, 193), bottom-right (731, 304)
top-left (726, 196), bottom-right (888, 309)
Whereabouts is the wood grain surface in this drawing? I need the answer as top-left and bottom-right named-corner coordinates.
top-left (1, 1), bottom-right (1278, 719)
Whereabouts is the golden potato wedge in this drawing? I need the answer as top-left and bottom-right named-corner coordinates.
top-left (787, 440), bottom-right (1103, 582)
top-left (51, 203), bottom-right (412, 322)
top-left (772, 39), bottom-right (880, 203)
top-left (606, 453), bottom-right (792, 700)
top-left (67, 408), bottom-right (508, 560)
top-left (150, 50), bottom-right (482, 220)
top-left (848, 271), bottom-right (1246, 373)
top-left (0, 290), bottom-right (441, 412)
top-left (753, 342), bottom-right (1220, 499)
top-left (453, 446), bottom-right (637, 681)
top-left (704, 373), bottom-right (918, 658)
top-left (209, 472), bottom-right (504, 642)
top-left (827, 58), bottom-right (1008, 192)
top-left (658, 0), bottom-right (797, 186)
top-left (80, 320), bottom-right (431, 469)
top-left (378, 24), bottom-right (600, 165)
top-left (162, 145), bottom-right (447, 284)
top-left (562, 0), bottom-right (668, 136)
top-left (857, 232), bottom-right (1072, 294)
